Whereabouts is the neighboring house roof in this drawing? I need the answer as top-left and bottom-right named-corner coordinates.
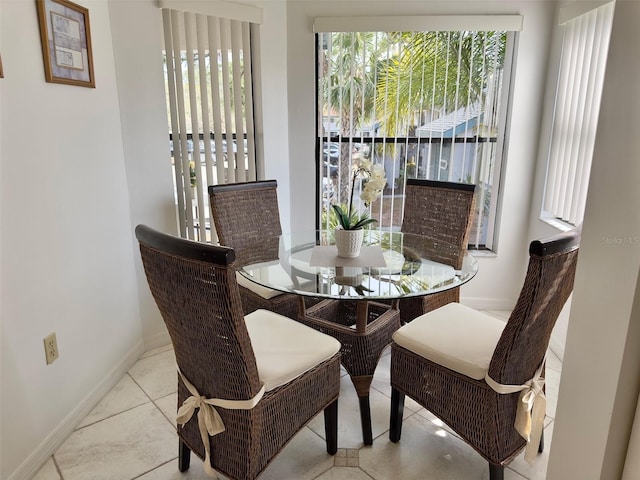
top-left (415, 104), bottom-right (484, 138)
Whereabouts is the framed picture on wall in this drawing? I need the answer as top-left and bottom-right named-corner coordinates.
top-left (0, 54), bottom-right (4, 78)
top-left (36, 0), bottom-right (95, 87)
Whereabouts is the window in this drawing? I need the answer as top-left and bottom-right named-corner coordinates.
top-left (542, 2), bottom-right (614, 227)
top-left (315, 16), bottom-right (522, 250)
top-left (161, 3), bottom-right (262, 241)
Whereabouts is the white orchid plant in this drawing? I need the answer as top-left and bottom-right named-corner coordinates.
top-left (332, 160), bottom-right (387, 230)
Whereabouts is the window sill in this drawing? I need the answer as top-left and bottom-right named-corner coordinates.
top-left (539, 216), bottom-right (575, 233)
top-left (468, 249), bottom-right (497, 258)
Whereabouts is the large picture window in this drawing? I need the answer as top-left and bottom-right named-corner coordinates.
top-left (315, 17), bottom-right (520, 250)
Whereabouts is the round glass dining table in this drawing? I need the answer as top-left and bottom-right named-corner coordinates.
top-left (237, 229), bottom-right (478, 445)
top-left (237, 229), bottom-right (478, 300)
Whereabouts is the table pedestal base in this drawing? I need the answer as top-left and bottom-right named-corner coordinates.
top-left (299, 299), bottom-right (400, 445)
top-left (351, 375), bottom-right (374, 445)
top-left (358, 394), bottom-right (373, 445)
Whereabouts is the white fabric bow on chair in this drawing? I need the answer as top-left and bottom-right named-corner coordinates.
top-left (485, 359), bottom-right (546, 465)
top-left (176, 369), bottom-right (266, 478)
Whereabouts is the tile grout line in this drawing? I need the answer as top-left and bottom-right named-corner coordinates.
top-left (72, 371), bottom-right (157, 431)
top-left (127, 371), bottom-right (179, 428)
top-left (74, 345), bottom-right (179, 431)
top-left (52, 454), bottom-right (64, 480)
top-left (129, 457), bottom-right (178, 480)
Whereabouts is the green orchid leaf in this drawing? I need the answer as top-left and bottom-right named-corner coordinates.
top-left (353, 285), bottom-right (374, 296)
top-left (351, 218), bottom-right (378, 230)
top-left (332, 204), bottom-right (351, 230)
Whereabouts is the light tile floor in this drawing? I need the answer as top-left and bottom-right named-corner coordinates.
top-left (33, 311), bottom-right (561, 480)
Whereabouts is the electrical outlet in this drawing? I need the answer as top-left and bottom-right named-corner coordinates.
top-left (44, 332), bottom-right (59, 365)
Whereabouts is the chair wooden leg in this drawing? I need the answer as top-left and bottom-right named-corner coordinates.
top-left (538, 429), bottom-right (545, 453)
top-left (389, 387), bottom-right (405, 443)
top-left (324, 399), bottom-right (339, 455)
top-left (489, 463), bottom-right (504, 480)
top-left (178, 438), bottom-right (191, 472)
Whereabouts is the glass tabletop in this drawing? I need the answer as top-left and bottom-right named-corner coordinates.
top-left (237, 230), bottom-right (478, 300)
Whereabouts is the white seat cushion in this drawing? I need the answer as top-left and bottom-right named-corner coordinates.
top-left (392, 302), bottom-right (506, 380)
top-left (245, 309), bottom-right (341, 391)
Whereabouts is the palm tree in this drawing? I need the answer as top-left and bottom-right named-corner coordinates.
top-left (320, 30), bottom-right (507, 233)
top-left (372, 31), bottom-right (506, 193)
top-left (374, 31), bottom-right (506, 136)
top-left (321, 32), bottom-right (379, 201)
top-left (370, 30), bottom-right (506, 238)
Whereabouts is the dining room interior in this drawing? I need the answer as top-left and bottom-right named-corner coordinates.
top-left (1, 1), bottom-right (639, 480)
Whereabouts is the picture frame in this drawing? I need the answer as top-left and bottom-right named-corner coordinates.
top-left (0, 54), bottom-right (3, 78)
top-left (36, 0), bottom-right (95, 87)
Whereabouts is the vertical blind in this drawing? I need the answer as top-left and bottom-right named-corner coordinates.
top-left (543, 2), bottom-right (614, 226)
top-left (315, 17), bottom-right (520, 249)
top-left (162, 8), bottom-right (260, 241)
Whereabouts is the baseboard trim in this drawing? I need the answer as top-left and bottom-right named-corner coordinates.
top-left (143, 328), bottom-right (171, 352)
top-left (548, 336), bottom-right (565, 362)
top-left (8, 340), bottom-right (145, 480)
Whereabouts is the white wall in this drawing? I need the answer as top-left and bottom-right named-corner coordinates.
top-left (107, 0), bottom-right (295, 349)
top-left (254, 0), bottom-right (293, 233)
top-left (108, 0), bottom-right (178, 350)
top-left (285, 0), bottom-right (556, 310)
top-left (547, 1), bottom-right (640, 478)
top-left (0, 0), bottom-right (300, 475)
top-left (621, 275), bottom-right (640, 479)
top-left (0, 1), bottom-right (144, 478)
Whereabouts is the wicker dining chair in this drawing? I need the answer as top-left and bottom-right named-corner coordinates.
top-left (136, 225), bottom-right (341, 480)
top-left (398, 179), bottom-right (477, 322)
top-left (389, 228), bottom-right (580, 480)
top-left (208, 180), bottom-right (308, 320)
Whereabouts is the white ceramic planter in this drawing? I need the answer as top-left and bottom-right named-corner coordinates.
top-left (334, 228), bottom-right (364, 258)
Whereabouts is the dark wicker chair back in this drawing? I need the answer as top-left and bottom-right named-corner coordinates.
top-left (396, 179), bottom-right (477, 321)
top-left (208, 180), bottom-right (282, 267)
top-left (488, 229), bottom-right (581, 386)
top-left (208, 180), bottom-right (317, 320)
top-left (401, 179), bottom-right (477, 270)
top-left (135, 224), bottom-right (261, 402)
